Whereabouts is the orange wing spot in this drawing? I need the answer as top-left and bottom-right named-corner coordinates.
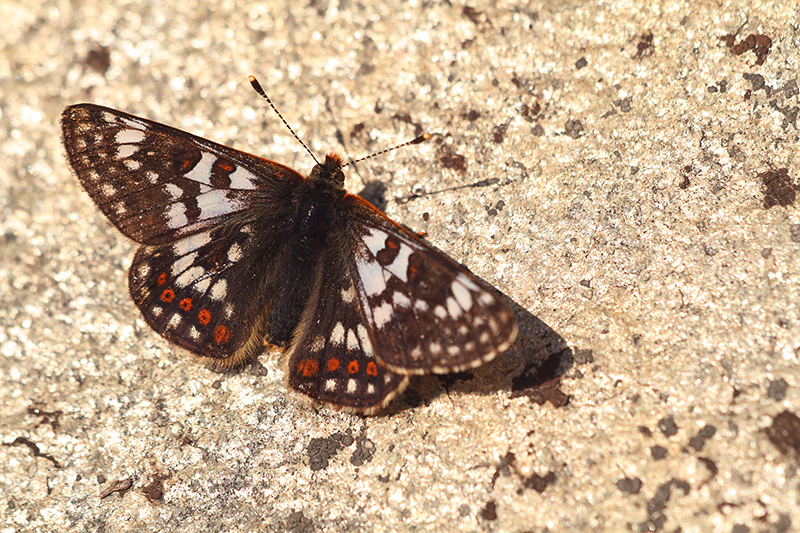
top-left (366, 361), bottom-right (378, 376)
top-left (157, 273), bottom-right (167, 286)
top-left (179, 298), bottom-right (192, 311)
top-left (219, 162), bottom-right (234, 172)
top-left (160, 288), bottom-right (175, 303)
top-left (298, 359), bottom-right (319, 378)
top-left (387, 238), bottom-right (400, 250)
top-left (348, 360), bottom-right (360, 374)
top-left (213, 325), bottom-right (232, 344)
top-left (327, 358), bottom-right (340, 372)
top-left (198, 309), bottom-right (211, 325)
top-left (181, 159), bottom-right (192, 170)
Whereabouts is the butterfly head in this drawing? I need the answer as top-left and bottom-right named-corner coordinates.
top-left (309, 153), bottom-right (346, 190)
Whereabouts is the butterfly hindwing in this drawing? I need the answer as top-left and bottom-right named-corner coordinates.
top-left (61, 104), bottom-right (304, 246)
top-left (285, 247), bottom-right (409, 413)
top-left (344, 195), bottom-right (518, 375)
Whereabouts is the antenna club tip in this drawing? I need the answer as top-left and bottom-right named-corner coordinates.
top-left (248, 75), bottom-right (256, 82)
top-left (411, 133), bottom-right (431, 144)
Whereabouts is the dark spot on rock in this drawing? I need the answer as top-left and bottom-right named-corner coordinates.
top-left (657, 415), bottom-right (678, 437)
top-left (616, 476), bottom-right (643, 494)
top-left (480, 500), bottom-right (497, 521)
top-left (768, 379), bottom-right (788, 401)
top-left (766, 410), bottom-right (800, 456)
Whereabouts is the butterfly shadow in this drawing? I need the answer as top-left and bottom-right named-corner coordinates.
top-left (374, 297), bottom-right (578, 417)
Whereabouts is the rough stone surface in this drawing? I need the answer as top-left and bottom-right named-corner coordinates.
top-left (1, 1), bottom-right (799, 532)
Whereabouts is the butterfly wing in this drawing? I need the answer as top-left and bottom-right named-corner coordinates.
top-left (285, 247), bottom-right (410, 413)
top-left (343, 195), bottom-right (518, 375)
top-left (128, 220), bottom-right (298, 366)
top-left (61, 104), bottom-right (304, 246)
top-left (62, 104), bottom-right (305, 365)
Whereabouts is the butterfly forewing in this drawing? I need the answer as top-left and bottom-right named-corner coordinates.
top-left (61, 104), bottom-right (303, 246)
top-left (344, 195), bottom-right (518, 374)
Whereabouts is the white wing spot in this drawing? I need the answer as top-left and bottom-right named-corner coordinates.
top-left (447, 345), bottom-right (460, 356)
top-left (164, 184), bottom-right (183, 201)
top-left (171, 252), bottom-right (198, 277)
top-left (434, 305), bottom-right (448, 319)
top-left (151, 306), bottom-right (163, 317)
top-left (196, 190), bottom-right (246, 220)
top-left (451, 280), bottom-right (473, 312)
top-left (120, 116), bottom-right (147, 130)
top-left (168, 313), bottom-right (182, 328)
top-left (356, 324), bottom-right (373, 355)
top-left (226, 242), bottom-right (243, 263)
top-left (115, 129), bottom-right (146, 145)
top-left (184, 152), bottom-right (215, 185)
top-left (446, 297), bottom-right (462, 319)
top-left (383, 374), bottom-right (392, 384)
top-left (325, 379), bottom-right (337, 391)
top-left (174, 232), bottom-right (211, 256)
top-left (385, 244), bottom-right (413, 282)
top-left (228, 166), bottom-right (258, 190)
top-left (113, 201), bottom-right (127, 215)
top-left (359, 260), bottom-right (386, 296)
top-left (479, 292), bottom-right (496, 306)
top-left (456, 273), bottom-right (480, 292)
top-left (429, 342), bottom-right (443, 355)
top-left (147, 171), bottom-right (159, 183)
top-left (341, 285), bottom-right (356, 303)
top-left (189, 326), bottom-right (200, 340)
top-left (363, 227), bottom-right (388, 256)
top-left (479, 331), bottom-right (490, 344)
top-left (117, 144), bottom-right (139, 159)
top-left (415, 299), bottom-right (429, 311)
top-left (488, 317), bottom-right (500, 335)
top-left (367, 384), bottom-right (376, 395)
top-left (347, 379), bottom-right (358, 394)
top-left (166, 203), bottom-right (188, 229)
top-left (195, 277), bottom-right (211, 293)
top-left (210, 279), bottom-right (228, 300)
top-left (410, 345), bottom-right (423, 360)
top-left (346, 329), bottom-right (359, 351)
top-left (136, 263), bottom-right (151, 278)
top-left (100, 183), bottom-right (116, 197)
top-left (124, 159), bottom-right (141, 171)
top-left (458, 324), bottom-right (469, 336)
top-left (311, 335), bottom-right (325, 352)
top-left (373, 301), bottom-right (393, 329)
top-left (101, 111), bottom-right (117, 123)
top-left (331, 322), bottom-right (345, 346)
top-left (223, 303), bottom-right (234, 319)
top-left (175, 266), bottom-right (205, 288)
top-left (392, 291), bottom-right (411, 308)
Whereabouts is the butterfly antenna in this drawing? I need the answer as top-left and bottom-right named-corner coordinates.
top-left (342, 133), bottom-right (430, 169)
top-left (249, 75), bottom-right (319, 165)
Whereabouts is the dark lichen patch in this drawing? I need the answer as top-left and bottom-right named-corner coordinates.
top-left (721, 33), bottom-right (772, 65)
top-left (766, 411), bottom-right (800, 456)
top-left (760, 168), bottom-right (799, 209)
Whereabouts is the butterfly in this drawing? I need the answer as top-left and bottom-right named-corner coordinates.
top-left (60, 80), bottom-right (518, 413)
